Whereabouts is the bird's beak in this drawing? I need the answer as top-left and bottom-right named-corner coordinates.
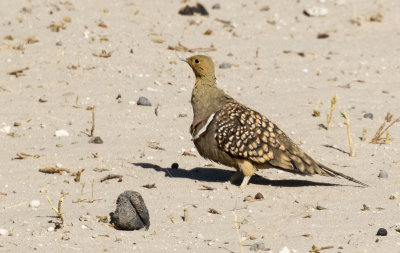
top-left (180, 58), bottom-right (188, 63)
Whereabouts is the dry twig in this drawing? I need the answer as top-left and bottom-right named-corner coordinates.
top-left (370, 112), bottom-right (400, 144)
top-left (47, 193), bottom-right (65, 226)
top-left (90, 105), bottom-right (95, 137)
top-left (341, 111), bottom-right (356, 156)
top-left (326, 95), bottom-right (337, 130)
top-left (100, 174), bottom-right (123, 182)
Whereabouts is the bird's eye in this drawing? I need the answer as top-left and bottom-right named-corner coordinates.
top-left (195, 59), bottom-right (199, 63)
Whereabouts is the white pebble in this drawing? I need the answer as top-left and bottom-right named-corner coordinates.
top-left (196, 233), bottom-right (204, 239)
top-left (0, 125), bottom-right (11, 134)
top-left (304, 6), bottom-right (328, 17)
top-left (55, 129), bottom-right (69, 137)
top-left (279, 246), bottom-right (291, 253)
top-left (47, 227), bottom-right (54, 232)
top-left (29, 200), bottom-right (41, 209)
top-left (0, 228), bottom-right (9, 236)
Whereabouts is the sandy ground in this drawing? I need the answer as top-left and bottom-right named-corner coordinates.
top-left (1, 0), bottom-right (400, 252)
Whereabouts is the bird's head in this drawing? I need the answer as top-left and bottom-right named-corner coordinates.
top-left (182, 55), bottom-right (215, 79)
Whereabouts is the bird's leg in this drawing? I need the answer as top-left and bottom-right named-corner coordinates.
top-left (240, 176), bottom-right (251, 190)
top-left (238, 160), bottom-right (256, 190)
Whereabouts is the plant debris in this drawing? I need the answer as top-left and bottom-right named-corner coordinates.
top-left (142, 183), bottom-right (156, 189)
top-left (7, 67), bottom-right (29, 77)
top-left (147, 142), bottom-right (165, 150)
top-left (370, 112), bottom-right (399, 144)
top-left (13, 152), bottom-right (40, 160)
top-left (208, 208), bottom-right (221, 214)
top-left (100, 174), bottom-right (123, 182)
top-left (93, 50), bottom-right (113, 58)
top-left (178, 3), bottom-right (208, 16)
top-left (182, 151), bottom-right (196, 157)
top-left (199, 184), bottom-right (215, 190)
top-left (168, 42), bottom-right (216, 53)
top-left (39, 167), bottom-right (70, 174)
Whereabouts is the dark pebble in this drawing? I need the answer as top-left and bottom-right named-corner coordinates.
top-left (56, 41), bottom-right (62, 46)
top-left (250, 242), bottom-right (265, 251)
top-left (376, 228), bottom-right (387, 236)
top-left (88, 136), bottom-right (103, 144)
top-left (317, 33), bottom-right (329, 39)
top-left (111, 191), bottom-right (150, 230)
top-left (219, 62), bottom-right (231, 69)
top-left (212, 3), bottom-right (220, 9)
top-left (179, 3), bottom-right (208, 16)
top-left (363, 113), bottom-right (374, 120)
top-left (137, 96), bottom-right (152, 106)
top-left (378, 170), bottom-right (388, 178)
top-left (254, 192), bottom-right (264, 200)
top-left (171, 163), bottom-right (179, 169)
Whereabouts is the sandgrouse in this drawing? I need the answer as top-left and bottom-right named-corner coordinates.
top-left (183, 55), bottom-right (367, 189)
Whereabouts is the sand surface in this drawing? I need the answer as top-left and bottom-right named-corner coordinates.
top-left (1, 0), bottom-right (400, 252)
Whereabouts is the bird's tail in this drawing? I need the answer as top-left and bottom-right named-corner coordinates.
top-left (318, 163), bottom-right (368, 187)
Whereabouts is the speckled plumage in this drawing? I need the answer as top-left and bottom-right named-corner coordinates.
top-left (184, 55), bottom-right (367, 189)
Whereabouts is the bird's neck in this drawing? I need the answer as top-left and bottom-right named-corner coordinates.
top-left (191, 76), bottom-right (230, 119)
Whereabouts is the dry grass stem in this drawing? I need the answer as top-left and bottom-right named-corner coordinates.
top-left (341, 111), bottom-right (356, 157)
top-left (361, 128), bottom-right (367, 141)
top-left (47, 193), bottom-right (65, 225)
top-left (183, 209), bottom-right (188, 222)
top-left (370, 112), bottom-right (400, 144)
top-left (90, 105), bottom-right (95, 137)
top-left (326, 95), bottom-right (337, 130)
top-left (234, 215), bottom-right (244, 253)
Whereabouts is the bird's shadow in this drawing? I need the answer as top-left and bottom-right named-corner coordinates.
top-left (133, 163), bottom-right (340, 187)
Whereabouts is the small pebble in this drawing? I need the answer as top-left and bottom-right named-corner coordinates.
top-left (29, 200), bottom-right (41, 209)
top-left (56, 41), bottom-right (62, 46)
top-left (377, 228), bottom-right (387, 236)
top-left (171, 163), bottom-right (179, 169)
top-left (47, 226), bottom-right (54, 232)
top-left (303, 6), bottom-right (328, 17)
top-left (137, 96), bottom-right (152, 106)
top-left (279, 246), bottom-right (291, 253)
top-left (378, 170), bottom-right (388, 178)
top-left (196, 233), bottom-right (204, 239)
top-left (0, 228), bottom-right (9, 236)
top-left (250, 242), bottom-right (265, 251)
top-left (88, 136), bottom-right (104, 144)
top-left (212, 3), bottom-right (220, 9)
top-left (55, 129), bottom-right (69, 137)
top-left (219, 62), bottom-right (231, 69)
top-left (364, 112), bottom-right (374, 120)
top-left (254, 192), bottom-right (264, 200)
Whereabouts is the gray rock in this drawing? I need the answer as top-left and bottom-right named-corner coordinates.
top-left (88, 136), bottom-right (103, 144)
top-left (378, 170), bottom-right (388, 178)
top-left (212, 3), bottom-right (220, 9)
top-left (56, 41), bottom-right (62, 46)
top-left (363, 113), bottom-right (374, 120)
top-left (219, 62), bottom-right (231, 69)
top-left (250, 242), bottom-right (265, 251)
top-left (112, 191), bottom-right (150, 230)
top-left (137, 96), bottom-right (152, 106)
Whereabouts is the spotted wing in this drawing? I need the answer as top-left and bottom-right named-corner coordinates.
top-left (214, 102), bottom-right (288, 165)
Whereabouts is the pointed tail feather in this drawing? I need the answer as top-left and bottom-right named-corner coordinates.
top-left (319, 163), bottom-right (368, 187)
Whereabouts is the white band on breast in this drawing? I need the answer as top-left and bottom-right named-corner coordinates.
top-left (192, 113), bottom-right (215, 140)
